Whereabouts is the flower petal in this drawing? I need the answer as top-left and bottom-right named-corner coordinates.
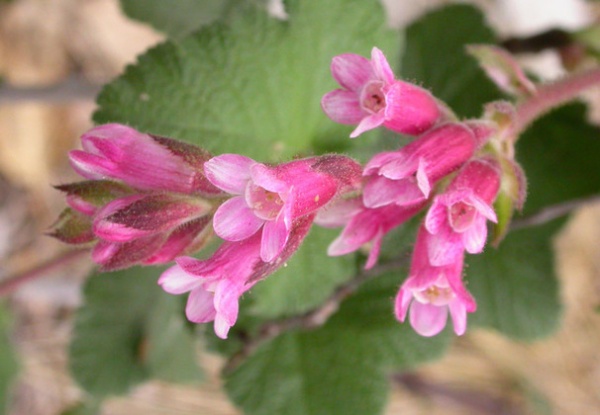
top-left (158, 264), bottom-right (202, 294)
top-left (213, 197), bottom-right (264, 241)
top-left (394, 288), bottom-right (413, 322)
top-left (349, 112), bottom-right (385, 138)
top-left (321, 90), bottom-right (364, 124)
top-left (370, 47), bottom-right (394, 84)
top-left (363, 176), bottom-right (405, 208)
top-left (212, 278), bottom-right (244, 338)
top-left (424, 200), bottom-right (446, 235)
top-left (409, 301), bottom-right (448, 337)
top-left (204, 154), bottom-right (254, 194)
top-left (415, 157), bottom-right (431, 198)
top-left (448, 299), bottom-right (468, 335)
top-left (426, 227), bottom-right (464, 267)
top-left (462, 217), bottom-right (488, 254)
top-left (185, 286), bottom-right (217, 323)
top-left (261, 215), bottom-right (289, 262)
top-left (327, 210), bottom-right (379, 256)
top-left (331, 53), bottom-right (372, 91)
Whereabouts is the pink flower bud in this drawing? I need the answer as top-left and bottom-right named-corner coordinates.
top-left (93, 194), bottom-right (212, 243)
top-left (363, 123), bottom-right (477, 208)
top-left (321, 47), bottom-right (442, 137)
top-left (47, 208), bottom-right (95, 244)
top-left (395, 226), bottom-right (476, 337)
top-left (69, 124), bottom-right (219, 195)
top-left (55, 181), bottom-right (134, 216)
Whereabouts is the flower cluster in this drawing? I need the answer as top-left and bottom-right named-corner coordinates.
top-left (318, 47), bottom-right (505, 336)
top-left (53, 47), bottom-right (522, 339)
top-left (53, 124), bottom-right (361, 338)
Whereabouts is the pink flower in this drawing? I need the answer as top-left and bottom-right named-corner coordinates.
top-left (321, 47), bottom-right (442, 138)
top-left (424, 158), bottom-right (501, 266)
top-left (69, 124), bottom-right (219, 195)
top-left (158, 216), bottom-right (314, 338)
top-left (362, 123), bottom-right (478, 208)
top-left (316, 196), bottom-right (425, 269)
top-left (395, 227), bottom-right (476, 337)
top-left (52, 124), bottom-right (221, 270)
top-left (204, 155), bottom-right (359, 262)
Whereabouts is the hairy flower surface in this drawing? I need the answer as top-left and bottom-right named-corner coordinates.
top-left (395, 227), bottom-right (475, 336)
top-left (204, 154), bottom-right (357, 262)
top-left (425, 158), bottom-right (501, 266)
top-left (52, 124), bottom-right (220, 270)
top-left (363, 123), bottom-right (477, 208)
top-left (321, 47), bottom-right (442, 137)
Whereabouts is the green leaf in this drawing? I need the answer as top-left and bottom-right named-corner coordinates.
top-left (94, 0), bottom-right (400, 161)
top-left (226, 272), bottom-right (450, 415)
top-left (467, 220), bottom-right (563, 339)
top-left (120, 0), bottom-right (231, 39)
top-left (0, 305), bottom-right (18, 415)
top-left (146, 295), bottom-right (203, 383)
top-left (249, 227), bottom-right (356, 318)
top-left (401, 4), bottom-right (501, 117)
top-left (70, 267), bottom-right (201, 398)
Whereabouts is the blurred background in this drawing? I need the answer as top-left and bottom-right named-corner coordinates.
top-left (0, 0), bottom-right (599, 414)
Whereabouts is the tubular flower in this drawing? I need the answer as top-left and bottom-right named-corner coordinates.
top-left (321, 47), bottom-right (442, 138)
top-left (158, 216), bottom-right (314, 338)
top-left (69, 123), bottom-right (220, 195)
top-left (362, 123), bottom-right (478, 208)
top-left (50, 124), bottom-right (220, 270)
top-left (395, 227), bottom-right (476, 337)
top-left (424, 158), bottom-right (501, 266)
top-left (204, 154), bottom-right (361, 263)
top-left (316, 196), bottom-right (425, 269)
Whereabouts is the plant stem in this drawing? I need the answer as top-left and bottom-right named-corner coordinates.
top-left (0, 248), bottom-right (90, 296)
top-left (515, 67), bottom-right (600, 134)
top-left (223, 255), bottom-right (409, 374)
top-left (510, 194), bottom-right (600, 231)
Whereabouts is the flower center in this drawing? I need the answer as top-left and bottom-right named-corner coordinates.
top-left (449, 201), bottom-right (476, 232)
top-left (246, 184), bottom-right (284, 220)
top-left (360, 80), bottom-right (386, 113)
top-left (414, 284), bottom-right (454, 306)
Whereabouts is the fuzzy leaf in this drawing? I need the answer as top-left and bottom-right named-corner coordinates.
top-left (467, 221), bottom-right (563, 339)
top-left (226, 272), bottom-right (450, 415)
top-left (69, 267), bottom-right (201, 397)
top-left (119, 0), bottom-right (231, 39)
top-left (95, 0), bottom-right (399, 161)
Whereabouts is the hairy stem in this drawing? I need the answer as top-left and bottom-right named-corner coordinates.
top-left (0, 248), bottom-right (90, 296)
top-left (515, 67), bottom-right (600, 134)
top-left (501, 29), bottom-right (572, 54)
top-left (510, 194), bottom-right (600, 231)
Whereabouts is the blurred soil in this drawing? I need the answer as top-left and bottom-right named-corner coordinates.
top-left (0, 0), bottom-right (598, 414)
